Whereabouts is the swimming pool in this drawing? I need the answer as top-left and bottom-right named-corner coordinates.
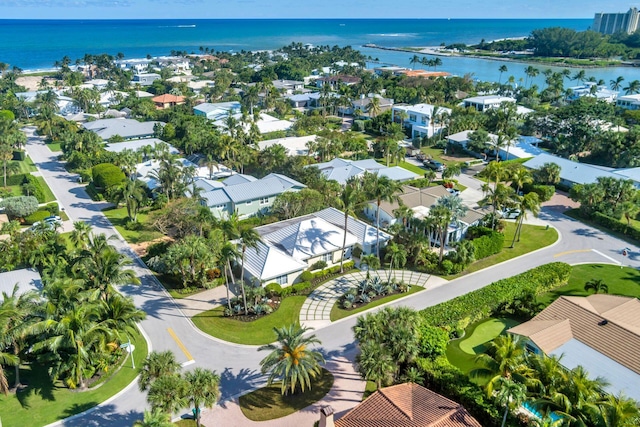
top-left (522, 401), bottom-right (562, 423)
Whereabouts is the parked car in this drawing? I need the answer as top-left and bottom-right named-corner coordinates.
top-left (501, 208), bottom-right (521, 219)
top-left (423, 160), bottom-right (446, 172)
top-left (446, 188), bottom-right (460, 196)
top-left (44, 215), bottom-right (62, 225)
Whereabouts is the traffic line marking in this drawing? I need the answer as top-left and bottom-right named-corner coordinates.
top-left (167, 328), bottom-right (194, 362)
top-left (592, 249), bottom-right (622, 265)
top-left (553, 249), bottom-right (593, 258)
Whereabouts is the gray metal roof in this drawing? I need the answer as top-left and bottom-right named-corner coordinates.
top-left (0, 268), bottom-right (43, 300)
top-left (201, 189), bottom-right (231, 206)
top-left (223, 176), bottom-right (301, 203)
top-left (314, 207), bottom-right (392, 247)
top-left (242, 240), bottom-right (307, 281)
top-left (83, 118), bottom-right (162, 140)
top-left (223, 174), bottom-right (257, 186)
top-left (523, 153), bottom-right (625, 186)
top-left (104, 138), bottom-right (178, 154)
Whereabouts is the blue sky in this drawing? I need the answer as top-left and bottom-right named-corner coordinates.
top-left (0, 0), bottom-right (634, 19)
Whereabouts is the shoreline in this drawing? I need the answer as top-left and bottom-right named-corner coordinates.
top-left (362, 44), bottom-right (636, 69)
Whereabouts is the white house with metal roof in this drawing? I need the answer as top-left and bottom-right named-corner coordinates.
top-left (258, 135), bottom-right (318, 156)
top-left (311, 158), bottom-right (419, 185)
top-left (392, 103), bottom-right (451, 138)
top-left (243, 207), bottom-right (391, 286)
top-left (193, 101), bottom-right (242, 121)
top-left (200, 173), bottom-right (305, 219)
top-left (83, 118), bottom-right (163, 141)
top-left (463, 95), bottom-right (516, 112)
top-left (616, 93), bottom-right (640, 110)
top-left (104, 138), bottom-right (178, 154)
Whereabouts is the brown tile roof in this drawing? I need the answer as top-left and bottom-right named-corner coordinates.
top-left (508, 295), bottom-right (640, 374)
top-left (152, 94), bottom-right (185, 103)
top-left (400, 70), bottom-right (451, 78)
top-left (336, 383), bottom-right (481, 427)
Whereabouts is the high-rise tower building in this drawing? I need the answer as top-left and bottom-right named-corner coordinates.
top-left (592, 7), bottom-right (640, 34)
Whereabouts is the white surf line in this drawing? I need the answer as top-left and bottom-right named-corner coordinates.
top-left (592, 249), bottom-right (622, 265)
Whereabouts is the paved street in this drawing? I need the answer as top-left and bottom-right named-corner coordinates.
top-left (23, 128), bottom-right (640, 426)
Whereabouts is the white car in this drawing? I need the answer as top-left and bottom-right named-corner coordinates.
top-left (501, 208), bottom-right (521, 219)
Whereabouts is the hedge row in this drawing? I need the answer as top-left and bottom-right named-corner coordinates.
top-left (467, 226), bottom-right (504, 260)
top-left (264, 281), bottom-right (311, 297)
top-left (22, 175), bottom-right (46, 203)
top-left (421, 262), bottom-right (572, 329)
top-left (300, 261), bottom-right (356, 283)
top-left (24, 210), bottom-right (51, 225)
top-left (92, 163), bottom-right (125, 192)
top-left (592, 212), bottom-right (640, 242)
top-left (6, 173), bottom-right (28, 186)
top-left (523, 183), bottom-right (555, 202)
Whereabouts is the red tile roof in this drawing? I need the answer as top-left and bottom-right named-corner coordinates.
top-left (152, 94), bottom-right (185, 103)
top-left (336, 383), bottom-right (481, 427)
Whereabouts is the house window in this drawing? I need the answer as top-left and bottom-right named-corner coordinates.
top-left (525, 343), bottom-right (538, 354)
top-left (260, 197), bottom-right (269, 205)
top-left (275, 274), bottom-right (288, 285)
top-left (322, 252), bottom-right (332, 263)
top-left (409, 114), bottom-right (417, 122)
top-left (246, 200), bottom-right (252, 205)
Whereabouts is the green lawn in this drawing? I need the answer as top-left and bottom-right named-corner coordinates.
top-left (36, 176), bottom-right (57, 203)
top-left (330, 285), bottom-right (424, 321)
top-left (102, 206), bottom-right (163, 244)
top-left (449, 222), bottom-right (558, 278)
top-left (192, 296), bottom-right (307, 345)
top-left (47, 142), bottom-right (62, 152)
top-left (239, 368), bottom-right (333, 421)
top-left (446, 317), bottom-right (520, 375)
top-left (13, 157), bottom-right (38, 174)
top-left (539, 264), bottom-right (640, 306)
top-left (0, 326), bottom-right (148, 426)
top-left (420, 146), bottom-right (474, 168)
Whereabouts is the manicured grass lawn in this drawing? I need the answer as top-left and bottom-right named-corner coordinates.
top-left (102, 206), bottom-right (163, 244)
top-left (397, 160), bottom-right (426, 175)
top-left (0, 326), bottom-right (148, 426)
top-left (538, 264), bottom-right (640, 306)
top-left (363, 381), bottom-right (377, 400)
top-left (239, 368), bottom-right (333, 421)
top-left (36, 176), bottom-right (57, 203)
top-left (47, 142), bottom-right (62, 152)
top-left (192, 296), bottom-right (307, 345)
top-left (449, 222), bottom-right (558, 278)
top-left (420, 146), bottom-right (474, 168)
top-left (446, 317), bottom-right (520, 375)
top-left (330, 285), bottom-right (424, 321)
top-left (13, 157), bottom-right (38, 174)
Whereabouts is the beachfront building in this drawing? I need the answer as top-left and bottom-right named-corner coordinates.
top-left (363, 185), bottom-right (484, 244)
top-left (566, 82), bottom-right (618, 103)
top-left (392, 103), bottom-right (452, 138)
top-left (373, 66), bottom-right (407, 76)
top-left (243, 207), bottom-right (391, 287)
top-left (616, 94), bottom-right (640, 110)
top-left (82, 118), bottom-right (163, 141)
top-left (310, 158), bottom-right (419, 185)
top-left (198, 173), bottom-right (305, 219)
top-left (131, 73), bottom-right (161, 86)
top-left (152, 94), bottom-right (186, 109)
top-left (193, 101), bottom-right (242, 121)
top-left (258, 135), bottom-right (318, 156)
top-left (509, 294), bottom-right (640, 402)
top-left (592, 7), bottom-right (640, 35)
top-left (338, 94), bottom-right (394, 118)
top-left (463, 95), bottom-right (515, 112)
top-left (397, 69), bottom-right (451, 79)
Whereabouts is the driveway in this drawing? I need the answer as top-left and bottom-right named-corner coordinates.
top-left (23, 126), bottom-right (640, 426)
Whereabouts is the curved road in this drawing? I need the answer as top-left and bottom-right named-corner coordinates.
top-left (24, 127), bottom-right (640, 427)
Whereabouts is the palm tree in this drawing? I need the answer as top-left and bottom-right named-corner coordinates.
top-left (258, 324), bottom-right (325, 395)
top-left (584, 279), bottom-right (609, 294)
top-left (133, 409), bottom-right (173, 427)
top-left (624, 80), bottom-right (640, 95)
top-left (495, 377), bottom-right (528, 427)
top-left (356, 339), bottom-right (394, 389)
top-left (363, 173), bottom-right (402, 257)
top-left (598, 393), bottom-right (640, 427)
top-left (139, 350), bottom-right (182, 391)
top-left (360, 253), bottom-right (380, 279)
top-left (510, 166), bottom-right (533, 195)
top-left (110, 179), bottom-right (147, 222)
top-left (384, 242), bottom-right (407, 283)
top-left (337, 181), bottom-right (364, 273)
top-left (366, 97), bottom-right (381, 118)
top-left (470, 335), bottom-right (530, 396)
top-left (511, 192), bottom-right (541, 246)
top-left (610, 76), bottom-right (625, 92)
top-left (147, 374), bottom-right (188, 420)
top-left (183, 368), bottom-right (220, 427)
top-left (220, 241), bottom-right (240, 312)
top-left (429, 204), bottom-right (452, 263)
top-left (498, 65), bottom-right (508, 84)
top-left (238, 226), bottom-right (262, 315)
top-left (100, 293), bottom-right (145, 340)
top-left (0, 144), bottom-right (13, 188)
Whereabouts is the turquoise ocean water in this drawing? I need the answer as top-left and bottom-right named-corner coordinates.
top-left (1, 18), bottom-right (639, 85)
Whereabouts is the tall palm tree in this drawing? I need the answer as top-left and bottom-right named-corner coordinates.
top-left (624, 80), bottom-right (640, 95)
top-left (359, 253), bottom-right (380, 279)
top-left (238, 226), bottom-right (262, 315)
top-left (498, 65), bottom-right (508, 84)
top-left (133, 409), bottom-right (173, 427)
top-left (470, 335), bottom-right (531, 396)
top-left (429, 204), bottom-right (452, 263)
top-left (584, 279), bottom-right (609, 294)
top-left (356, 339), bottom-right (394, 389)
top-left (337, 181), bottom-right (364, 273)
top-left (610, 76), bottom-right (625, 92)
top-left (0, 144), bottom-right (13, 188)
top-left (258, 324), bottom-right (325, 395)
top-left (220, 241), bottom-right (240, 312)
top-left (511, 192), bottom-right (541, 246)
top-left (139, 350), bottom-right (182, 391)
top-left (495, 377), bottom-right (528, 427)
top-left (183, 368), bottom-right (220, 427)
top-left (510, 166), bottom-right (533, 194)
top-left (100, 293), bottom-right (146, 340)
top-left (384, 242), bottom-right (407, 282)
top-left (363, 173), bottom-right (402, 257)
top-left (366, 97), bottom-right (382, 118)
top-left (110, 179), bottom-right (147, 222)
top-left (147, 374), bottom-right (188, 420)
top-left (598, 393), bottom-right (640, 427)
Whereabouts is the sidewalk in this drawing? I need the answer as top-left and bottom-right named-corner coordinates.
top-left (299, 269), bottom-right (448, 329)
top-left (173, 282), bottom-right (240, 318)
top-left (197, 354), bottom-right (365, 427)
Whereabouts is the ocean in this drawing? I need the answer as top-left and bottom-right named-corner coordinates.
top-left (1, 18), bottom-right (638, 86)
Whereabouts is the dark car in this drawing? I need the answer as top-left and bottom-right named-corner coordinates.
top-left (423, 160), bottom-right (446, 172)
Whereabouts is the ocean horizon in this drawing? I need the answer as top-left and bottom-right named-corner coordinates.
top-left (1, 18), bottom-right (592, 71)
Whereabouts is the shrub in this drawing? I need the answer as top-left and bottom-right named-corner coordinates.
top-left (280, 287), bottom-right (294, 297)
top-left (523, 183), bottom-right (555, 202)
top-left (292, 281), bottom-right (311, 294)
top-left (352, 247), bottom-right (363, 258)
top-left (78, 169), bottom-right (93, 184)
top-left (2, 196), bottom-right (39, 219)
top-left (470, 230), bottom-right (504, 260)
top-left (24, 209), bottom-right (52, 225)
top-left (310, 260), bottom-right (328, 271)
top-left (300, 271), bottom-right (314, 282)
top-left (124, 220), bottom-right (142, 231)
top-left (44, 202), bottom-right (59, 215)
top-left (92, 163), bottom-right (125, 192)
top-left (12, 150), bottom-right (26, 161)
top-left (22, 175), bottom-right (45, 203)
top-left (421, 262), bottom-right (571, 331)
top-left (592, 212), bottom-right (640, 241)
top-left (264, 282), bottom-right (282, 297)
top-left (352, 120), bottom-right (365, 132)
top-left (6, 173), bottom-right (27, 186)
top-left (419, 325), bottom-right (449, 358)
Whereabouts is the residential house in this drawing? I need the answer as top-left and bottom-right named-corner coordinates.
top-left (338, 94), bottom-right (394, 118)
top-left (363, 185), bottom-right (484, 246)
top-left (315, 75), bottom-right (361, 90)
top-left (258, 135), bottom-right (317, 156)
top-left (286, 92), bottom-right (337, 109)
top-left (566, 82), bottom-right (618, 103)
top-left (616, 94), bottom-right (640, 110)
top-left (187, 80), bottom-right (215, 93)
top-left (373, 66), bottom-right (407, 76)
top-left (15, 90), bottom-right (78, 116)
top-left (104, 138), bottom-right (179, 155)
top-left (392, 103), bottom-right (452, 138)
top-left (0, 268), bottom-right (44, 300)
top-left (82, 118), bottom-right (163, 141)
top-left (136, 157), bottom-right (197, 190)
top-left (243, 207), bottom-right (392, 286)
top-left (152, 94), bottom-right (186, 109)
top-left (199, 173), bottom-right (305, 219)
top-left (509, 294), bottom-right (640, 402)
top-left (272, 79), bottom-right (305, 94)
top-left (333, 383), bottom-right (481, 427)
top-left (213, 112), bottom-right (292, 134)
top-left (98, 90), bottom-right (129, 108)
top-left (463, 95), bottom-right (515, 112)
top-left (193, 101), bottom-right (242, 121)
top-left (448, 131), bottom-right (542, 160)
top-left (311, 158), bottom-right (419, 185)
top-left (131, 73), bottom-right (161, 86)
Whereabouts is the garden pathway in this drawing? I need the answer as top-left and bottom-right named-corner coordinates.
top-left (299, 269), bottom-right (448, 329)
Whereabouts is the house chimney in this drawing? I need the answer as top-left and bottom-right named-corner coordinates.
top-left (319, 405), bottom-right (335, 427)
